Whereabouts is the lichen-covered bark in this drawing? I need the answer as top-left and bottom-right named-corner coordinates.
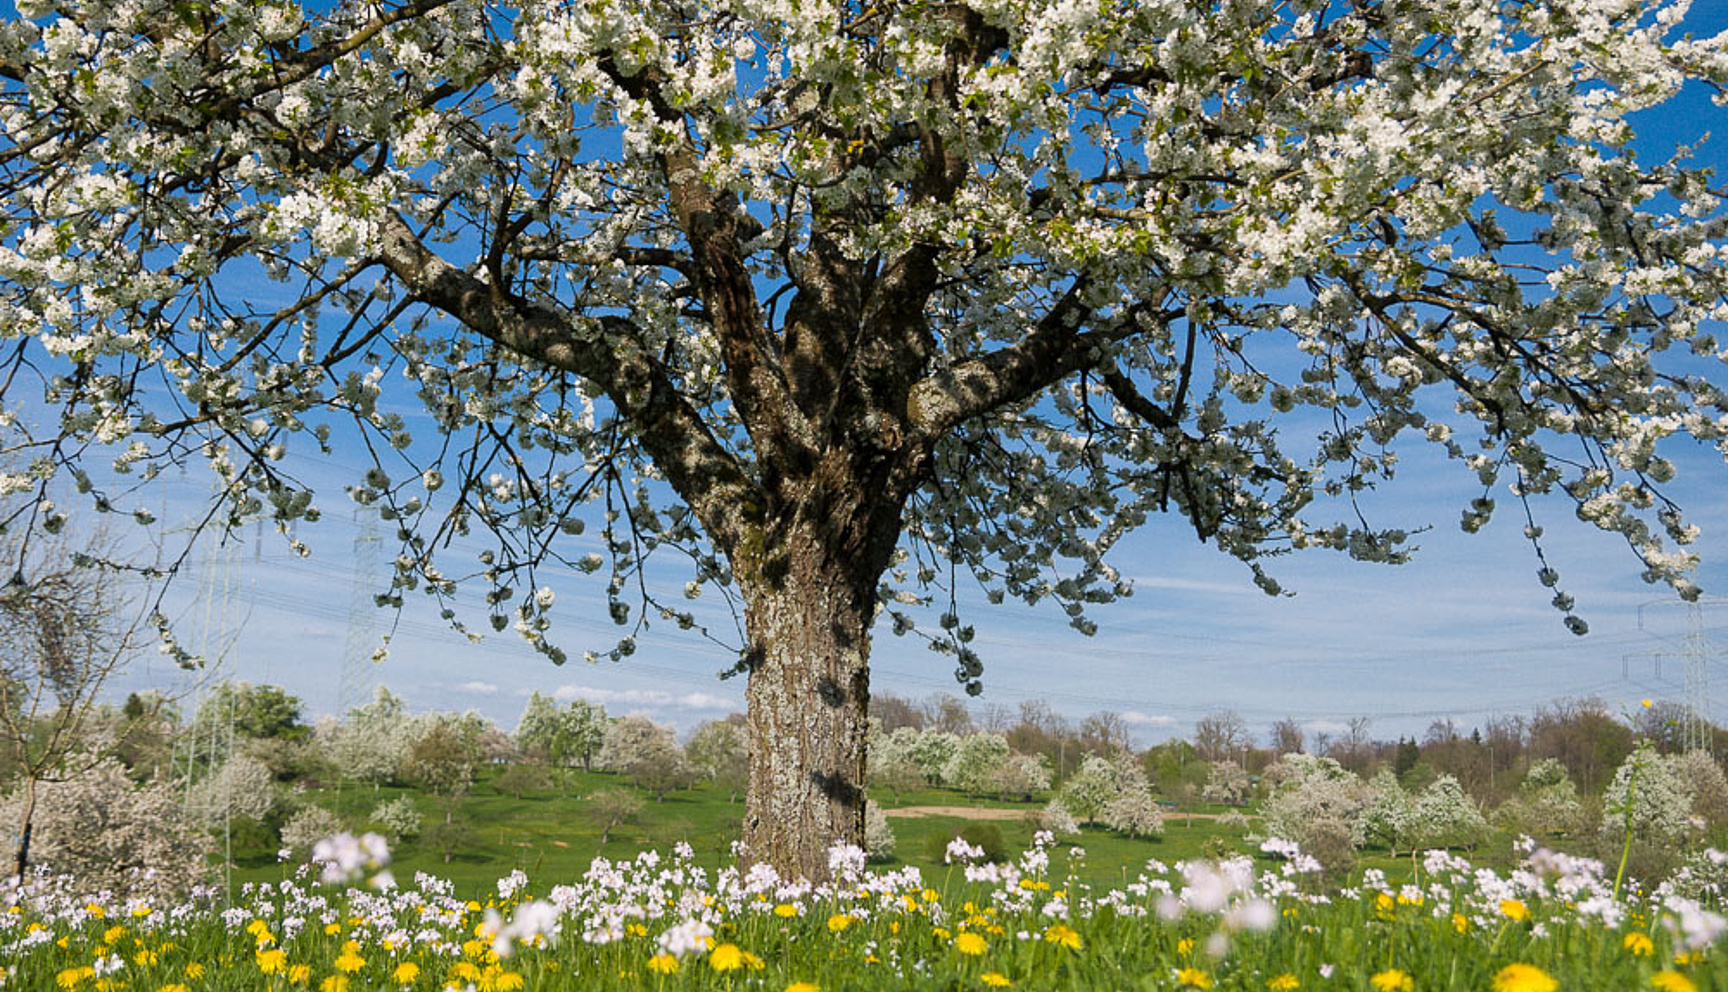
top-left (738, 521), bottom-right (880, 881)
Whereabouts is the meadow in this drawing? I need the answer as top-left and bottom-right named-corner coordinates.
top-left (7, 766), bottom-right (1725, 991)
top-left (6, 829), bottom-right (1722, 992)
top-left (224, 768), bottom-right (1273, 898)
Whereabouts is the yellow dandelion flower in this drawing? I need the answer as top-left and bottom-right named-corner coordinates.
top-left (184, 964), bottom-right (205, 980)
top-left (1451, 913), bottom-right (1469, 935)
top-left (710, 943), bottom-right (747, 972)
top-left (774, 903), bottom-right (798, 918)
top-left (1042, 924), bottom-right (1081, 950)
top-left (1177, 938), bottom-right (1195, 957)
top-left (955, 931), bottom-right (988, 956)
top-left (392, 960), bottom-right (420, 985)
top-left (922, 888), bottom-right (939, 903)
top-left (156, 986), bottom-right (190, 992)
top-left (1625, 932), bottom-right (1655, 957)
top-left (647, 953), bottom-right (679, 975)
top-left (981, 974), bottom-right (1013, 988)
top-left (626, 922), bottom-right (648, 938)
top-left (1642, 699), bottom-right (1654, 709)
top-left (288, 964), bottom-right (311, 985)
top-left (55, 967), bottom-right (94, 991)
top-left (488, 969), bottom-right (525, 991)
top-left (1492, 964), bottom-right (1557, 992)
top-left (1675, 952), bottom-right (1703, 966)
top-left (256, 948), bottom-right (288, 975)
top-left (827, 913), bottom-right (853, 933)
top-left (1651, 972), bottom-right (1697, 992)
top-left (785, 984), bottom-right (821, 992)
top-left (1268, 975), bottom-right (1300, 991)
top-left (319, 978), bottom-right (350, 992)
top-left (1370, 970), bottom-right (1414, 992)
top-left (1178, 967), bottom-right (1214, 989)
top-left (335, 940), bottom-right (366, 974)
top-left (448, 961), bottom-right (481, 983)
top-left (85, 903), bottom-right (105, 920)
top-left (1374, 893), bottom-right (1396, 919)
top-left (1499, 899), bottom-right (1530, 922)
top-left (462, 939), bottom-right (490, 959)
top-left (324, 922), bottom-right (342, 936)
top-left (134, 948), bottom-right (158, 967)
top-left (103, 925), bottom-right (125, 945)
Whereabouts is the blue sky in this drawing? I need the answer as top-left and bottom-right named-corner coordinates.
top-left (106, 410), bottom-right (1728, 747)
top-left (18, 1), bottom-right (1728, 746)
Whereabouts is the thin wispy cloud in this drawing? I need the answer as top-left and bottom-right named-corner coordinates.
top-left (552, 683), bottom-right (740, 712)
top-left (1120, 711), bottom-right (1178, 728)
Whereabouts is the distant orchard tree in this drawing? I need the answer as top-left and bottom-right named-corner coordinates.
top-left (370, 796), bottom-right (424, 842)
top-left (0, 756), bottom-right (209, 900)
top-left (1059, 754), bottom-right (1122, 827)
top-left (686, 718), bottom-right (748, 802)
top-left (600, 715), bottom-right (692, 800)
top-left (493, 762), bottom-right (553, 800)
top-left (401, 714), bottom-right (482, 802)
top-left (862, 800), bottom-right (896, 863)
top-left (278, 805), bottom-right (346, 858)
top-left (1408, 775), bottom-right (1489, 851)
top-left (943, 733), bottom-right (1011, 798)
top-left (907, 730), bottom-right (962, 787)
top-left (1200, 761), bottom-right (1251, 807)
top-left (324, 687), bottom-right (416, 788)
top-left (185, 751), bottom-right (278, 827)
top-left (1676, 750), bottom-right (1728, 827)
top-left (1260, 754), bottom-right (1369, 856)
top-left (867, 723), bottom-right (925, 798)
top-left (990, 752), bottom-right (1052, 803)
top-left (0, 517), bottom-right (163, 884)
top-left (1357, 769), bottom-right (1416, 856)
top-left (561, 700), bottom-right (612, 773)
top-left (516, 691), bottom-right (607, 769)
top-left (1600, 744), bottom-right (1696, 848)
top-left (1100, 758), bottom-right (1163, 838)
top-left (587, 787), bottom-right (645, 846)
top-left (1494, 757), bottom-right (1586, 839)
top-left (3, 0), bottom-right (1724, 877)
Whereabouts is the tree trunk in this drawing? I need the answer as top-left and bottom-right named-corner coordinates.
top-left (740, 538), bottom-right (875, 882)
top-left (11, 775), bottom-right (36, 885)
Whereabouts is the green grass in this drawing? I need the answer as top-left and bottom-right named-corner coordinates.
top-left (220, 767), bottom-right (1284, 898)
top-left (219, 765), bottom-right (1607, 901)
top-left (14, 827), bottom-right (1723, 992)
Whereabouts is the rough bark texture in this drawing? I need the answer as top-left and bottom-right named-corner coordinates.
top-left (739, 545), bottom-right (875, 881)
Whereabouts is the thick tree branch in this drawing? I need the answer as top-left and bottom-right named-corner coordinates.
top-left (373, 212), bottom-right (760, 554)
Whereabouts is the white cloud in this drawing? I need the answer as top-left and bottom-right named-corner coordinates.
top-left (551, 684), bottom-right (739, 712)
top-left (1120, 711), bottom-right (1178, 727)
top-left (457, 681), bottom-right (499, 696)
top-left (677, 692), bottom-right (740, 711)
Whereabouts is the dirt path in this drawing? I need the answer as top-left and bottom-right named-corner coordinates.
top-left (884, 804), bottom-right (1236, 823)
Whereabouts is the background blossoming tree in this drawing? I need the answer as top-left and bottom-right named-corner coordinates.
top-left (0, 0), bottom-right (1725, 877)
